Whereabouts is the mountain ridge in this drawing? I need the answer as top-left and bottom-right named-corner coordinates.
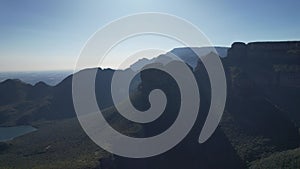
top-left (0, 41), bottom-right (300, 169)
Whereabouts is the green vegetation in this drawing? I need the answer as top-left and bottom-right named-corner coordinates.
top-left (0, 118), bottom-right (109, 169)
top-left (220, 111), bottom-right (277, 163)
top-left (0, 105), bottom-right (143, 169)
top-left (250, 148), bottom-right (300, 169)
top-left (273, 64), bottom-right (300, 72)
top-left (0, 142), bottom-right (10, 151)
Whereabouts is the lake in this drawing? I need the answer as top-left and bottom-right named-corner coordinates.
top-left (0, 126), bottom-right (37, 142)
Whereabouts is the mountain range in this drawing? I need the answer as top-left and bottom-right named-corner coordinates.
top-left (0, 41), bottom-right (300, 169)
top-left (130, 47), bottom-right (228, 70)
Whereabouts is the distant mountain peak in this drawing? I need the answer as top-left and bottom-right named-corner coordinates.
top-left (34, 81), bottom-right (49, 87)
top-left (130, 46), bottom-right (228, 71)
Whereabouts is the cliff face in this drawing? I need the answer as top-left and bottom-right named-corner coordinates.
top-left (224, 42), bottom-right (300, 126)
top-left (225, 41), bottom-right (300, 89)
top-left (111, 42), bottom-right (300, 169)
top-left (228, 41), bottom-right (300, 61)
top-left (221, 41), bottom-right (300, 163)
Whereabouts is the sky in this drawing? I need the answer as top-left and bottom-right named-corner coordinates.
top-left (0, 0), bottom-right (299, 71)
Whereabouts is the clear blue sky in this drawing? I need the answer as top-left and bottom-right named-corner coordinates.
top-left (0, 0), bottom-right (299, 71)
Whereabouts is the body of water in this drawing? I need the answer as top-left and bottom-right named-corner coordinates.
top-left (0, 126), bottom-right (37, 142)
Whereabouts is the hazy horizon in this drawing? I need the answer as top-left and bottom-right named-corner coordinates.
top-left (1, 0), bottom-right (299, 71)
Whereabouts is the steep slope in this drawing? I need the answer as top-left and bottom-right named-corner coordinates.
top-left (250, 148), bottom-right (300, 169)
top-left (221, 41), bottom-right (300, 164)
